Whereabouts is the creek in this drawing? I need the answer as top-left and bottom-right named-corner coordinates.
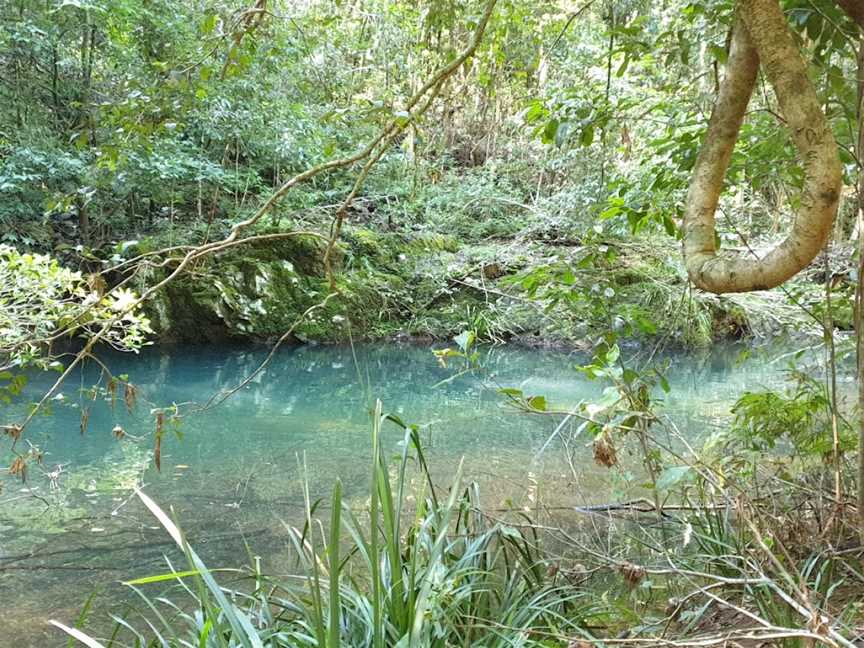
top-left (0, 341), bottom-right (791, 645)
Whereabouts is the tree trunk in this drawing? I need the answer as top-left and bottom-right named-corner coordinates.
top-left (682, 0), bottom-right (842, 294)
top-left (855, 29), bottom-right (864, 535)
top-left (836, 0), bottom-right (864, 30)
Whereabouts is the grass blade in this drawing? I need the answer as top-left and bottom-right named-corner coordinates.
top-left (328, 478), bottom-right (342, 648)
top-left (49, 620), bottom-right (106, 648)
top-left (369, 401), bottom-right (384, 648)
top-left (123, 568), bottom-right (237, 586)
top-left (134, 488), bottom-right (264, 648)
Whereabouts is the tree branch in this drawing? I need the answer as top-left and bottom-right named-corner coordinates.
top-left (682, 0), bottom-right (842, 293)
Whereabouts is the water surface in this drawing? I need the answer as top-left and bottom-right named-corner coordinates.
top-left (0, 341), bottom-right (791, 645)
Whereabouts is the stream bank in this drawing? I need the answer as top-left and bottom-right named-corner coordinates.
top-left (134, 223), bottom-right (835, 348)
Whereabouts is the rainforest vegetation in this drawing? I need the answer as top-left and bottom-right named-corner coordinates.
top-left (2, 0), bottom-right (864, 645)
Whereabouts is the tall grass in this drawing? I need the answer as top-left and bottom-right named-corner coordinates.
top-left (54, 400), bottom-right (599, 647)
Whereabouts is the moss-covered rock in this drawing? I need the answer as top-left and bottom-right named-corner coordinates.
top-left (141, 235), bottom-right (331, 343)
top-left (138, 224), bottom-right (785, 348)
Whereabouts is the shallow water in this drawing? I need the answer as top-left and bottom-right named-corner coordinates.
top-left (0, 341), bottom-right (792, 645)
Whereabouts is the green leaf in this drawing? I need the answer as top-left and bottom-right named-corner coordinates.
top-left (201, 13), bottom-right (218, 34)
top-left (527, 395), bottom-right (547, 411)
top-left (523, 100), bottom-right (546, 123)
top-left (635, 315), bottom-right (657, 335)
top-left (134, 490), bottom-right (264, 648)
top-left (541, 119), bottom-right (559, 145)
top-left (48, 621), bottom-right (105, 648)
top-left (498, 388), bottom-right (523, 398)
top-left (384, 413), bottom-right (408, 428)
top-left (616, 55), bottom-right (630, 77)
top-left (328, 479), bottom-right (342, 648)
top-left (662, 215), bottom-right (677, 238)
top-left (123, 568), bottom-right (236, 585)
top-left (708, 43), bottom-right (727, 64)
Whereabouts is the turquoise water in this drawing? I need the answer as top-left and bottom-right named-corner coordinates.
top-left (0, 341), bottom-right (788, 645)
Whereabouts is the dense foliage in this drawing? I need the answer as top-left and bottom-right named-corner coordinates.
top-left (2, 0), bottom-right (864, 646)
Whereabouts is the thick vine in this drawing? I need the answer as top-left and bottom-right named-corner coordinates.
top-left (683, 0), bottom-right (842, 294)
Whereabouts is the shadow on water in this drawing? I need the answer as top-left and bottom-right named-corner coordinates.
top-left (0, 341), bottom-right (788, 645)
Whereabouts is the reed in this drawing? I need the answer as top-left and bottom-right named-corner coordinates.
top-left (54, 399), bottom-right (598, 647)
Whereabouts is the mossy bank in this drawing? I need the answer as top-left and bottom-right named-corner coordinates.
top-left (134, 223), bottom-right (836, 348)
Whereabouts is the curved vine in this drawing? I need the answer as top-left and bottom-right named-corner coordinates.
top-left (682, 0), bottom-right (842, 294)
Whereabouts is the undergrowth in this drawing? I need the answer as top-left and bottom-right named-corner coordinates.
top-left (60, 402), bottom-right (602, 647)
top-left (56, 385), bottom-right (864, 647)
